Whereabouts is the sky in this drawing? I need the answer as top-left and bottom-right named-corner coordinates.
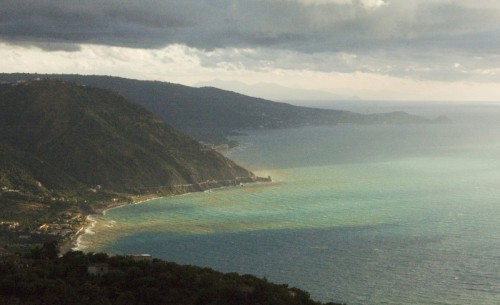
top-left (2, 0), bottom-right (500, 102)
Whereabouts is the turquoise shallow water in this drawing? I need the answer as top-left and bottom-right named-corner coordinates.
top-left (80, 121), bottom-right (500, 305)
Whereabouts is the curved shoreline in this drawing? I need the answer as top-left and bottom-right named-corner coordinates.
top-left (60, 176), bottom-right (272, 253)
top-left (59, 194), bottom-right (166, 253)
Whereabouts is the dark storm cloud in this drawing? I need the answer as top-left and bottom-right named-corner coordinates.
top-left (2, 0), bottom-right (499, 52)
top-left (0, 0), bottom-right (203, 50)
top-left (2, 0), bottom-right (500, 81)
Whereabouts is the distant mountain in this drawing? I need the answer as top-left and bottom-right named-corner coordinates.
top-left (194, 79), bottom-right (354, 101)
top-left (0, 74), bottom-right (443, 144)
top-left (0, 79), bottom-right (257, 223)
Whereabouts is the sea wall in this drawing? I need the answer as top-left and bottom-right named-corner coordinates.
top-left (134, 176), bottom-right (272, 196)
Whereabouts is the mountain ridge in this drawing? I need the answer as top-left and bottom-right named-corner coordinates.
top-left (0, 73), bottom-right (445, 145)
top-left (0, 79), bottom-right (264, 237)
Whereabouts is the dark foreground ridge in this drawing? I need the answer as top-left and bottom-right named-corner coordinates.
top-left (0, 242), bottom-right (344, 305)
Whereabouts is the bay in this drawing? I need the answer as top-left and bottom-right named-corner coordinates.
top-left (79, 107), bottom-right (500, 305)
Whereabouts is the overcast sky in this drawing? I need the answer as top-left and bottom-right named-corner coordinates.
top-left (2, 0), bottom-right (500, 101)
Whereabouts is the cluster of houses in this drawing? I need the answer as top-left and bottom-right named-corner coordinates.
top-left (0, 78), bottom-right (44, 86)
top-left (0, 221), bottom-right (19, 231)
top-left (30, 213), bottom-right (86, 240)
top-left (35, 223), bottom-right (75, 239)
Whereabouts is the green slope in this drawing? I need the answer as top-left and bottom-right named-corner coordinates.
top-left (0, 79), bottom-right (256, 226)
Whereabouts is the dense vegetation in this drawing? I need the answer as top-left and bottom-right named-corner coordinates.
top-left (0, 74), bottom-right (442, 144)
top-left (0, 79), bottom-right (258, 235)
top-left (0, 243), bottom-right (344, 305)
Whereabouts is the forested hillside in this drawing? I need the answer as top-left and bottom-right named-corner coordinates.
top-left (0, 79), bottom-right (259, 234)
top-left (0, 245), bottom-right (344, 305)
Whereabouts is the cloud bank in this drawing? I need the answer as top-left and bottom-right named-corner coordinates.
top-left (2, 0), bottom-right (500, 85)
top-left (2, 1), bottom-right (498, 51)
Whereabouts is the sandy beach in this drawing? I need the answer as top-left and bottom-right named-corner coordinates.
top-left (59, 176), bottom-right (272, 254)
top-left (59, 194), bottom-right (163, 254)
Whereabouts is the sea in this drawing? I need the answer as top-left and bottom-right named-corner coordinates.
top-left (78, 103), bottom-right (500, 305)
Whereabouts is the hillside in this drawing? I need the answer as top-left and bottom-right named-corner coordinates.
top-left (0, 74), bottom-right (441, 144)
top-left (0, 79), bottom-right (259, 233)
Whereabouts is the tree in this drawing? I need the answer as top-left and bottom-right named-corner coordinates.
top-left (29, 240), bottom-right (59, 260)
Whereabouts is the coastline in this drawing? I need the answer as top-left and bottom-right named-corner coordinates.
top-left (59, 176), bottom-right (272, 254)
top-left (59, 194), bottom-right (165, 253)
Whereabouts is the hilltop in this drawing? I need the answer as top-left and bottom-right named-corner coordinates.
top-left (0, 74), bottom-right (443, 145)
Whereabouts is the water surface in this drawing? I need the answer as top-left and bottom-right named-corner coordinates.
top-left (80, 109), bottom-right (500, 305)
